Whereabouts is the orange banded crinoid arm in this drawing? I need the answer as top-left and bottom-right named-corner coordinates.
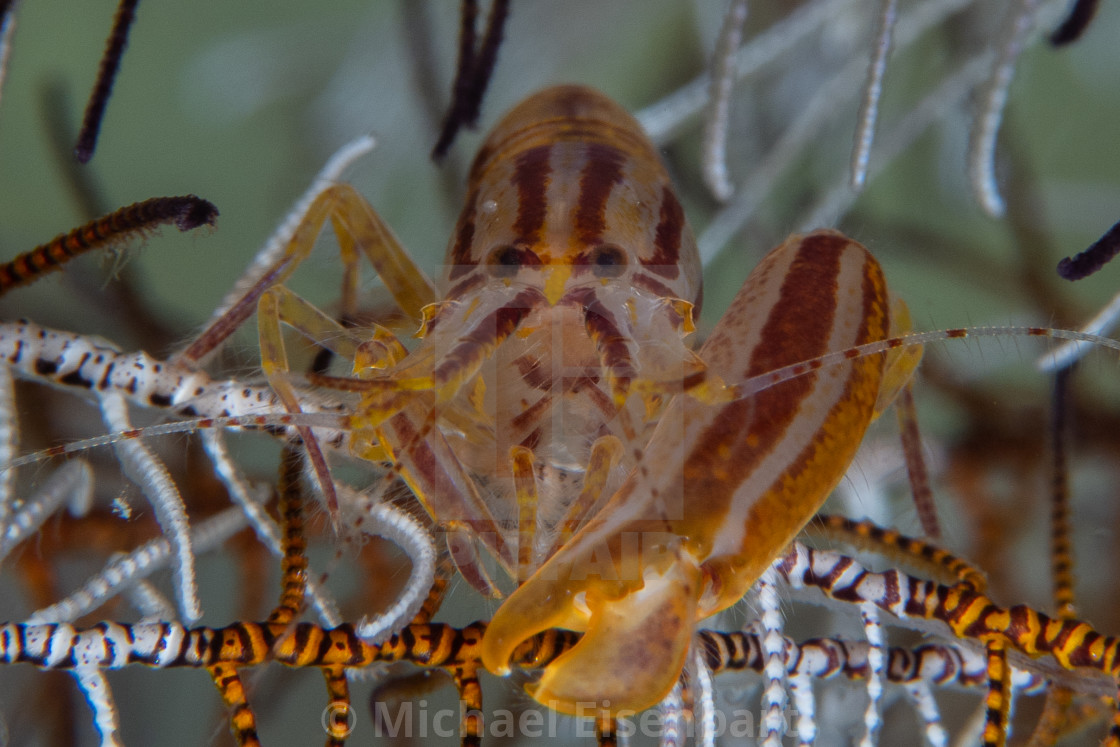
top-left (481, 229), bottom-right (892, 716)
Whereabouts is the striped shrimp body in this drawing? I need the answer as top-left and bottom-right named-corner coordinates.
top-left (351, 86), bottom-right (897, 715)
top-left (0, 87), bottom-right (901, 720)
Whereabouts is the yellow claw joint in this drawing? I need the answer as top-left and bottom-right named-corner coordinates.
top-left (481, 538), bottom-right (703, 717)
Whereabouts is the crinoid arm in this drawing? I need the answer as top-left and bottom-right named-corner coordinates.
top-left (0, 195), bottom-right (217, 295)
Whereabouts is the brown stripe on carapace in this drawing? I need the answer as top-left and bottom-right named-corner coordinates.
top-left (510, 394), bottom-right (553, 432)
top-left (444, 272), bottom-right (485, 303)
top-left (630, 271), bottom-right (677, 299)
top-left (678, 371), bottom-right (707, 395)
top-left (946, 329), bottom-right (967, 338)
top-left (743, 234), bottom-right (846, 379)
top-left (642, 185), bottom-right (684, 279)
top-left (511, 145), bottom-right (552, 245)
top-left (448, 186), bottom-right (480, 281)
top-left (680, 236), bottom-right (857, 536)
top-left (574, 143), bottom-right (626, 246)
top-left (580, 378), bottom-right (618, 420)
top-left (570, 287), bottom-right (636, 380)
top-left (470, 115), bottom-right (655, 181)
top-left (519, 426), bottom-right (543, 453)
top-left (432, 289), bottom-right (540, 386)
top-left (515, 353), bottom-right (551, 390)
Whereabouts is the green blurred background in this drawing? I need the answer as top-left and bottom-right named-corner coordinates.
top-left (0, 1), bottom-right (1119, 745)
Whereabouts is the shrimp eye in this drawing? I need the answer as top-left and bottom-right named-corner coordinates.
top-left (487, 245), bottom-right (525, 278)
top-left (589, 244), bottom-right (627, 278)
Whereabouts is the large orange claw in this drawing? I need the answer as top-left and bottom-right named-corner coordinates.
top-left (481, 534), bottom-right (703, 716)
